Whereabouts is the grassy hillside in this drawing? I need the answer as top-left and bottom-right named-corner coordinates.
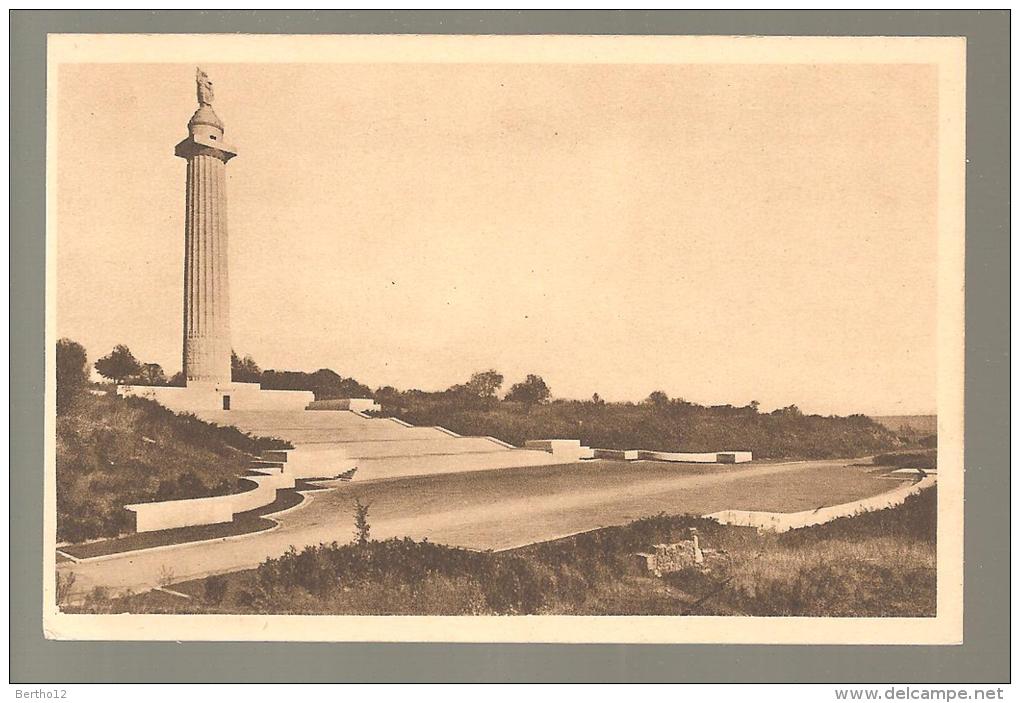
top-left (72, 486), bottom-right (936, 617)
top-left (56, 393), bottom-right (289, 543)
top-left (382, 395), bottom-right (911, 460)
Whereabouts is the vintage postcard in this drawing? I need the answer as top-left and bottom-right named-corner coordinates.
top-left (44, 33), bottom-right (965, 643)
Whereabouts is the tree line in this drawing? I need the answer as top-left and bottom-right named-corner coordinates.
top-left (58, 340), bottom-right (556, 408)
top-left (56, 339), bottom-right (925, 460)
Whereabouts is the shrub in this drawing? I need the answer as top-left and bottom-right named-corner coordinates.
top-left (353, 498), bottom-right (371, 544)
top-left (55, 571), bottom-right (77, 607)
top-left (203, 574), bottom-right (229, 605)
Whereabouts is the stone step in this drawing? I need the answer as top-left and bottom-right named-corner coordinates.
top-left (249, 460), bottom-right (285, 469)
top-left (244, 426), bottom-right (446, 444)
top-left (197, 409), bottom-right (378, 430)
top-left (319, 436), bottom-right (512, 459)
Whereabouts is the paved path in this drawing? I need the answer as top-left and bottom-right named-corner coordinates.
top-left (58, 458), bottom-right (892, 596)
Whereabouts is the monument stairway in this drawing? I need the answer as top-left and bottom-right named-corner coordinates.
top-left (196, 409), bottom-right (577, 482)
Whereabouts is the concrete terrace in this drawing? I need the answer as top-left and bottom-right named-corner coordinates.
top-left (195, 408), bottom-right (578, 482)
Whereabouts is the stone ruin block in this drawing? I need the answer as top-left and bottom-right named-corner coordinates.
top-left (633, 531), bottom-right (706, 577)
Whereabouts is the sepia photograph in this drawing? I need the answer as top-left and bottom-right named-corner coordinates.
top-left (43, 33), bottom-right (965, 644)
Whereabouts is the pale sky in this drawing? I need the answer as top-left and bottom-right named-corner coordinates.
top-left (56, 62), bottom-right (938, 415)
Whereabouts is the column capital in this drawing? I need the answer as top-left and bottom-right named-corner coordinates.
top-left (175, 134), bottom-right (237, 162)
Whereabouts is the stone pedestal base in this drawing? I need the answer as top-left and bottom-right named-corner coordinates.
top-left (117, 381), bottom-right (314, 414)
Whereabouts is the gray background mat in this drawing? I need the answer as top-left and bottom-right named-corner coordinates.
top-left (10, 10), bottom-right (1009, 683)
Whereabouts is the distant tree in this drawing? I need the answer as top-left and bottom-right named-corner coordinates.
top-left (374, 385), bottom-right (402, 408)
top-left (168, 371), bottom-right (186, 387)
top-left (260, 367), bottom-right (372, 400)
top-left (591, 392), bottom-right (605, 406)
top-left (231, 351), bottom-right (262, 383)
top-left (646, 390), bottom-right (669, 407)
top-left (505, 374), bottom-right (551, 409)
top-left (56, 338), bottom-right (89, 413)
top-left (466, 369), bottom-right (504, 399)
top-left (136, 362), bottom-right (167, 386)
top-left (748, 400), bottom-right (761, 413)
top-left (94, 344), bottom-right (141, 384)
top-left (318, 369), bottom-right (373, 399)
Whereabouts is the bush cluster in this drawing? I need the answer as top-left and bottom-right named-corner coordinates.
top-left (230, 513), bottom-right (715, 615)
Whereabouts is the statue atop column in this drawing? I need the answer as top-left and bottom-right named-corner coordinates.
top-left (186, 67), bottom-right (226, 134)
top-left (196, 67), bottom-right (215, 106)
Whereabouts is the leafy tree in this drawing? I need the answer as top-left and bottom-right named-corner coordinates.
top-left (231, 351), bottom-right (263, 383)
top-left (56, 338), bottom-right (89, 413)
top-left (136, 362), bottom-right (167, 386)
top-left (466, 369), bottom-right (504, 399)
top-left (591, 393), bottom-right (605, 406)
top-left (505, 374), bottom-right (551, 408)
top-left (168, 371), bottom-right (186, 387)
top-left (94, 344), bottom-right (141, 384)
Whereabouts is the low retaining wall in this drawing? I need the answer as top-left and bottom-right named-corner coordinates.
top-left (589, 448), bottom-right (753, 463)
top-left (717, 451), bottom-right (753, 464)
top-left (594, 448), bottom-right (640, 460)
top-left (706, 476), bottom-right (937, 533)
top-left (125, 470), bottom-right (296, 533)
top-left (636, 450), bottom-right (752, 463)
top-left (526, 439), bottom-right (595, 460)
top-left (127, 492), bottom-right (234, 533)
top-left (639, 450), bottom-right (717, 463)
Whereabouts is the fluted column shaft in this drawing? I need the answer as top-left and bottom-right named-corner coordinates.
top-left (182, 152), bottom-right (231, 384)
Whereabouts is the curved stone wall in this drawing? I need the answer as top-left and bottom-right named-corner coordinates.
top-left (125, 470), bottom-right (295, 533)
top-left (705, 475), bottom-right (936, 532)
